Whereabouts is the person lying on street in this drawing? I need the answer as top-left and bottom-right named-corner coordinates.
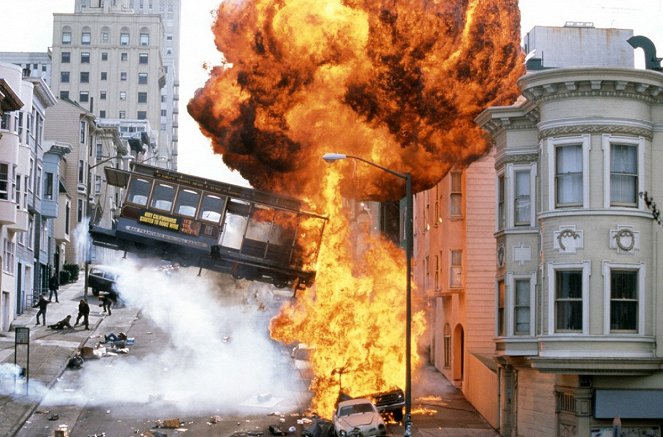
top-left (48, 315), bottom-right (73, 330)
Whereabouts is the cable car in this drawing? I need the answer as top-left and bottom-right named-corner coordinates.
top-left (90, 163), bottom-right (327, 292)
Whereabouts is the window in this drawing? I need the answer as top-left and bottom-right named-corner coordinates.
top-left (65, 203), bottom-right (70, 234)
top-left (96, 143), bottom-right (103, 159)
top-left (138, 92), bottom-right (147, 103)
top-left (137, 111), bottom-right (147, 120)
top-left (102, 31), bottom-right (109, 43)
top-left (0, 164), bottom-right (9, 200)
top-left (443, 324), bottom-right (451, 368)
top-left (100, 91), bottom-right (107, 100)
top-left (101, 72), bottom-right (107, 80)
top-left (79, 91), bottom-right (89, 103)
top-left (121, 52), bottom-right (128, 62)
top-left (138, 72), bottom-right (148, 84)
top-left (120, 72), bottom-right (127, 81)
top-left (16, 175), bottom-right (22, 210)
top-left (79, 121), bottom-right (87, 144)
top-left (175, 189), bottom-right (201, 217)
top-left (450, 171), bottom-right (462, 217)
top-left (200, 194), bottom-right (224, 222)
top-left (95, 175), bottom-right (102, 194)
top-left (80, 72), bottom-right (90, 83)
top-left (120, 32), bottom-right (129, 45)
top-left (514, 170), bottom-right (531, 226)
top-left (119, 111), bottom-right (126, 119)
top-left (450, 249), bottom-right (462, 288)
top-left (434, 254), bottom-right (440, 291)
top-left (60, 91), bottom-right (69, 99)
top-left (61, 52), bottom-right (71, 63)
top-left (555, 270), bottom-right (583, 332)
top-left (62, 32), bottom-right (71, 44)
top-left (81, 52), bottom-right (90, 63)
top-left (610, 270), bottom-right (638, 331)
top-left (556, 145), bottom-right (583, 206)
top-left (150, 183), bottom-right (176, 211)
top-left (127, 177), bottom-right (151, 206)
top-left (497, 280), bottom-right (506, 336)
top-left (78, 160), bottom-right (85, 183)
top-left (140, 33), bottom-right (149, 46)
top-left (139, 53), bottom-right (148, 64)
top-left (4, 240), bottom-right (14, 274)
top-left (61, 71), bottom-right (70, 83)
top-left (77, 199), bottom-right (84, 223)
top-left (99, 110), bottom-right (106, 118)
top-left (81, 32), bottom-right (91, 45)
top-left (606, 140), bottom-right (641, 207)
top-left (603, 263), bottom-right (644, 334)
top-left (514, 279), bottom-right (531, 335)
top-left (160, 109), bottom-right (167, 117)
top-left (101, 52), bottom-right (108, 61)
top-left (120, 91), bottom-right (127, 101)
top-left (44, 172), bottom-right (54, 200)
top-left (497, 174), bottom-right (505, 230)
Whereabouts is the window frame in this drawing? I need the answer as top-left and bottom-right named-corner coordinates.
top-left (511, 163), bottom-right (536, 227)
top-left (602, 262), bottom-right (645, 334)
top-left (449, 249), bottom-right (462, 289)
top-left (601, 134), bottom-right (644, 209)
top-left (449, 171), bottom-right (463, 217)
top-left (547, 135), bottom-right (590, 210)
top-left (507, 273), bottom-right (536, 336)
top-left (547, 261), bottom-right (590, 334)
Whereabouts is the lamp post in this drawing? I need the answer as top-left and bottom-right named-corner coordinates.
top-left (322, 152), bottom-right (413, 437)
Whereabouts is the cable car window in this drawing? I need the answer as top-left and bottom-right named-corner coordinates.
top-left (126, 177), bottom-right (152, 206)
top-left (246, 205), bottom-right (273, 243)
top-left (200, 193), bottom-right (225, 223)
top-left (219, 199), bottom-right (250, 250)
top-left (150, 182), bottom-right (176, 212)
top-left (174, 188), bottom-right (200, 217)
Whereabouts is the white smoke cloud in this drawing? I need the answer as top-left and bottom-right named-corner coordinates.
top-left (34, 259), bottom-right (307, 415)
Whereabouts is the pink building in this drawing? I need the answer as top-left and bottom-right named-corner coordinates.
top-left (413, 149), bottom-right (499, 427)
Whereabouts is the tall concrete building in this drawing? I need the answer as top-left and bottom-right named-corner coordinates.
top-left (51, 0), bottom-right (180, 170)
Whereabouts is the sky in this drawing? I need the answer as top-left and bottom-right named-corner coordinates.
top-left (3, 0), bottom-right (663, 185)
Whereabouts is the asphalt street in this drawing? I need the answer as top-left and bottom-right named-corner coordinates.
top-left (0, 275), bottom-right (498, 437)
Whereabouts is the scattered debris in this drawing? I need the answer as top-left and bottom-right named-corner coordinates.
top-left (208, 415), bottom-right (222, 424)
top-left (141, 431), bottom-right (166, 437)
top-left (156, 418), bottom-right (181, 429)
top-left (269, 425), bottom-right (287, 436)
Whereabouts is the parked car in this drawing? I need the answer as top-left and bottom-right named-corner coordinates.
top-left (87, 265), bottom-right (121, 297)
top-left (333, 398), bottom-right (387, 437)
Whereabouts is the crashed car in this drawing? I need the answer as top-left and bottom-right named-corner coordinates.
top-left (87, 265), bottom-right (121, 297)
top-left (333, 398), bottom-right (387, 437)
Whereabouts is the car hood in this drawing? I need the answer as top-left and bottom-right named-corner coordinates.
top-left (336, 413), bottom-right (380, 429)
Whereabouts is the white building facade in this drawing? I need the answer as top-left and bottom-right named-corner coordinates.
top-left (478, 65), bottom-right (663, 436)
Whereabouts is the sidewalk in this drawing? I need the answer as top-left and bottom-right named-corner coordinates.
top-left (0, 277), bottom-right (499, 437)
top-left (0, 277), bottom-right (135, 437)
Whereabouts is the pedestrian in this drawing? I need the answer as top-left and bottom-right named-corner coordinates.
top-left (48, 315), bottom-right (73, 330)
top-left (33, 294), bottom-right (50, 326)
top-left (99, 291), bottom-right (113, 315)
top-left (48, 273), bottom-right (60, 303)
top-left (74, 298), bottom-right (90, 330)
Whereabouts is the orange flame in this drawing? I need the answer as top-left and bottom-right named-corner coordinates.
top-left (188, 0), bottom-right (523, 418)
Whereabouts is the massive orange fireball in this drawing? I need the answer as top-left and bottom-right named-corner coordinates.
top-left (188, 0), bottom-right (523, 417)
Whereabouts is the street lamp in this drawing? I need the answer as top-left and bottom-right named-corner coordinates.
top-left (322, 152), bottom-right (413, 437)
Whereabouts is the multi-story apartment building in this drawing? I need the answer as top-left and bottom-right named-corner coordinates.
top-left (472, 25), bottom-right (663, 436)
top-left (0, 52), bottom-right (52, 88)
top-left (44, 98), bottom-right (127, 267)
top-left (0, 62), bottom-right (60, 330)
top-left (413, 154), bottom-right (501, 428)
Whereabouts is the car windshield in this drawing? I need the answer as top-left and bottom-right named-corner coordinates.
top-left (339, 403), bottom-right (374, 417)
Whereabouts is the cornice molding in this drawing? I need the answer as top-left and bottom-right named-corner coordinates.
top-left (539, 124), bottom-right (652, 140)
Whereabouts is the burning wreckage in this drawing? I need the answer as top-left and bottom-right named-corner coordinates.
top-left (89, 163), bottom-right (327, 293)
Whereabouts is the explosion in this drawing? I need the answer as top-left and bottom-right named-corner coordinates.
top-left (188, 0), bottom-right (523, 417)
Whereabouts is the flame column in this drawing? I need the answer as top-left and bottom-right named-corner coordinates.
top-left (322, 153), bottom-right (413, 437)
